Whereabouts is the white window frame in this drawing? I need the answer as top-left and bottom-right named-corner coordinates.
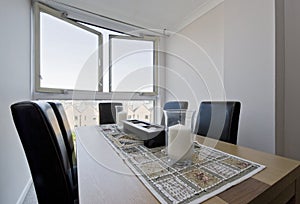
top-left (32, 3), bottom-right (160, 114)
top-left (34, 3), bottom-right (103, 97)
top-left (109, 35), bottom-right (159, 95)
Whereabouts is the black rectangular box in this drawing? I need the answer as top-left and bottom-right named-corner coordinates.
top-left (123, 120), bottom-right (165, 148)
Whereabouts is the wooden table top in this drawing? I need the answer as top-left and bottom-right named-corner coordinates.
top-left (75, 126), bottom-right (300, 204)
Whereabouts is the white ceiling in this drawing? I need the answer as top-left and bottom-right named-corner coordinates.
top-left (54, 0), bottom-right (223, 32)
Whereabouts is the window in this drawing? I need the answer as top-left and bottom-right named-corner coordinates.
top-left (110, 36), bottom-right (156, 93)
top-left (34, 3), bottom-right (159, 124)
top-left (56, 100), bottom-right (154, 130)
top-left (35, 4), bottom-right (102, 93)
top-left (34, 3), bottom-right (158, 98)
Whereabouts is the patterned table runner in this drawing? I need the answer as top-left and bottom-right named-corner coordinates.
top-left (98, 125), bottom-right (265, 204)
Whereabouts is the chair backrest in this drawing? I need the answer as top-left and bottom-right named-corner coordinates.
top-left (194, 101), bottom-right (241, 144)
top-left (48, 102), bottom-right (77, 183)
top-left (99, 102), bottom-right (122, 125)
top-left (163, 101), bottom-right (188, 110)
top-left (161, 101), bottom-right (188, 126)
top-left (11, 101), bottom-right (75, 204)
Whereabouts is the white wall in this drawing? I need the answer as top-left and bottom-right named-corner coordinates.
top-left (0, 0), bottom-right (31, 203)
top-left (282, 0), bottom-right (300, 160)
top-left (165, 0), bottom-right (276, 154)
top-left (224, 0), bottom-right (275, 153)
top-left (165, 3), bottom-right (225, 112)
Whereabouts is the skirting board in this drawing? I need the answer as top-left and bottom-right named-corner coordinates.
top-left (16, 178), bottom-right (32, 204)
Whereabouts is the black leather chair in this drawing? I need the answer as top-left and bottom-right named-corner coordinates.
top-left (161, 101), bottom-right (188, 126)
top-left (98, 102), bottom-right (122, 125)
top-left (48, 102), bottom-right (77, 183)
top-left (11, 101), bottom-right (78, 204)
top-left (194, 101), bottom-right (241, 144)
top-left (163, 101), bottom-right (188, 110)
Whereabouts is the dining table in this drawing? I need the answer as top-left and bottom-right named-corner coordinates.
top-left (75, 125), bottom-right (300, 204)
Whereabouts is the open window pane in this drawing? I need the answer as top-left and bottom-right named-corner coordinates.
top-left (110, 36), bottom-right (155, 92)
top-left (39, 12), bottom-right (101, 91)
top-left (80, 23), bottom-right (126, 93)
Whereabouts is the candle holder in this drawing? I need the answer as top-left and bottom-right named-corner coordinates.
top-left (163, 109), bottom-right (195, 166)
top-left (115, 105), bottom-right (127, 129)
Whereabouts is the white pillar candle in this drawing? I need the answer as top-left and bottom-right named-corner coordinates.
top-left (168, 124), bottom-right (193, 162)
top-left (116, 111), bottom-right (127, 126)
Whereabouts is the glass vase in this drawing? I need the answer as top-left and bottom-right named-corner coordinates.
top-left (163, 109), bottom-right (195, 166)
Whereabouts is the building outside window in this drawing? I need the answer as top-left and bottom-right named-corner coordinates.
top-left (60, 100), bottom-right (154, 130)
